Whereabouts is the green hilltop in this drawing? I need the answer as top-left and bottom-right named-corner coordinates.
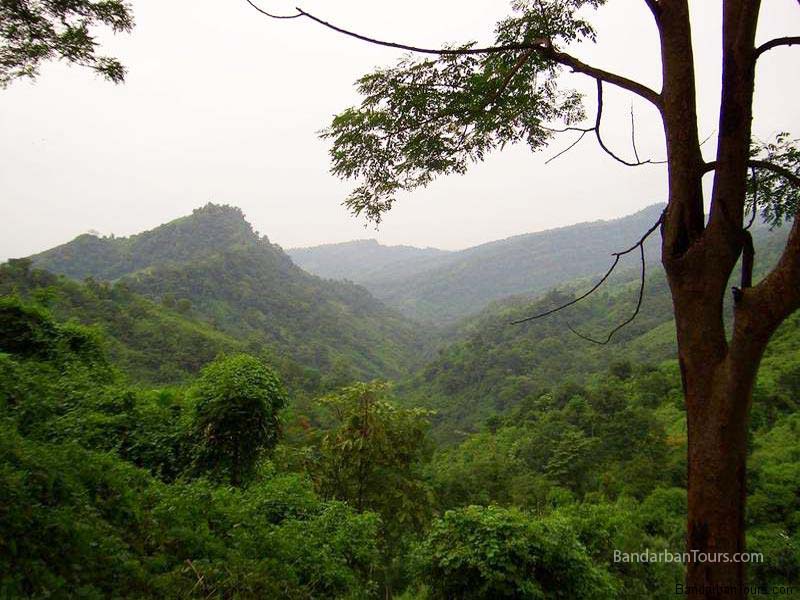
top-left (28, 204), bottom-right (426, 383)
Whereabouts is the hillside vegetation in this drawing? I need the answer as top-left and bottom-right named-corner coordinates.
top-left (29, 204), bottom-right (426, 382)
top-left (400, 222), bottom-right (792, 440)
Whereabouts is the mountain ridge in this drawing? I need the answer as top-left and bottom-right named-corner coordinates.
top-left (28, 204), bottom-right (426, 381)
top-left (290, 203), bottom-right (667, 323)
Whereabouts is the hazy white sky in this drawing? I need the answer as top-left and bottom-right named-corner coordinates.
top-left (0, 0), bottom-right (797, 259)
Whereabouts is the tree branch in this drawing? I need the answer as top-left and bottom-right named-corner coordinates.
top-left (482, 49), bottom-right (535, 109)
top-left (592, 80), bottom-right (664, 166)
top-left (511, 210), bottom-right (664, 325)
top-left (567, 243), bottom-right (647, 345)
top-left (734, 205), bottom-right (800, 347)
top-left (245, 3), bottom-right (663, 107)
top-left (630, 104), bottom-right (641, 163)
top-left (544, 48), bottom-right (662, 108)
top-left (747, 159), bottom-right (800, 187)
top-left (744, 166), bottom-right (758, 231)
top-left (703, 159), bottom-right (800, 188)
top-left (755, 36), bottom-right (800, 58)
top-left (243, 0), bottom-right (301, 19)
top-left (545, 80), bottom-right (666, 165)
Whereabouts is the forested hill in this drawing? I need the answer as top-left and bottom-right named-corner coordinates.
top-left (291, 203), bottom-right (666, 324)
top-left (288, 239), bottom-right (451, 283)
top-left (27, 204), bottom-right (426, 381)
top-left (400, 222), bottom-right (795, 441)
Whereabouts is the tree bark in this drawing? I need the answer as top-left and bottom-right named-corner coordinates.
top-left (681, 349), bottom-right (757, 597)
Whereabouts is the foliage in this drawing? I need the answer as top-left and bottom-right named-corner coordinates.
top-left (322, 1), bottom-right (605, 222)
top-left (0, 258), bottom-right (248, 384)
top-left (0, 301), bottom-right (380, 598)
top-left (2, 204), bottom-right (800, 596)
top-left (0, 0), bottom-right (133, 87)
top-left (190, 354), bottom-right (287, 486)
top-left (315, 382), bottom-right (433, 523)
top-left (312, 381), bottom-right (435, 593)
top-left (412, 505), bottom-right (616, 599)
top-left (747, 133), bottom-right (800, 228)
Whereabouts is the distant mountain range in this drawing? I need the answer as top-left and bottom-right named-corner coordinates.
top-left (289, 204), bottom-right (666, 323)
top-left (289, 239), bottom-right (452, 283)
top-left (395, 222), bottom-right (793, 440)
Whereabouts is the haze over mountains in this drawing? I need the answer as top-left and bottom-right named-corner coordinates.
top-left (289, 203), bottom-right (666, 323)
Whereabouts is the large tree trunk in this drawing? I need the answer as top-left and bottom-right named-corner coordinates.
top-left (656, 2), bottom-right (772, 596)
top-left (666, 214), bottom-right (797, 598)
top-left (682, 354), bottom-right (755, 598)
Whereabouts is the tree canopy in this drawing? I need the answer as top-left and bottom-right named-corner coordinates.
top-left (0, 0), bottom-right (133, 87)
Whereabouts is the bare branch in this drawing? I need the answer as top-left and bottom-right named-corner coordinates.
top-left (741, 231), bottom-right (754, 289)
top-left (755, 36), bottom-right (800, 58)
top-left (543, 81), bottom-right (666, 165)
top-left (592, 80), bottom-right (665, 167)
top-left (511, 253), bottom-right (622, 323)
top-left (630, 104), bottom-right (641, 163)
top-left (511, 210), bottom-right (664, 325)
top-left (567, 243), bottom-right (647, 345)
top-left (545, 130), bottom-right (590, 164)
top-left (293, 5), bottom-right (550, 55)
top-left (745, 166), bottom-right (758, 230)
top-left (245, 3), bottom-right (663, 107)
top-left (243, 0), bottom-right (301, 19)
top-left (699, 129), bottom-right (716, 148)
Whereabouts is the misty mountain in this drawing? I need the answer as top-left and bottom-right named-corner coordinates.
top-left (290, 203), bottom-right (667, 324)
top-left (289, 239), bottom-right (452, 283)
top-left (29, 204), bottom-right (425, 381)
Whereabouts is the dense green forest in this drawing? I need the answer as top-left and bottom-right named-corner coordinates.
top-left (400, 222), bottom-right (792, 440)
top-left (2, 206), bottom-right (799, 597)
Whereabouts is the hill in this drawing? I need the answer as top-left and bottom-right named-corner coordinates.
top-left (0, 259), bottom-right (247, 384)
top-left (28, 204), bottom-right (426, 381)
top-left (398, 222), bottom-right (794, 440)
top-left (288, 239), bottom-right (451, 283)
top-left (290, 204), bottom-right (666, 323)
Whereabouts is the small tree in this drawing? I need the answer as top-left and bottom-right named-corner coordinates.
top-left (315, 381), bottom-right (434, 594)
top-left (0, 0), bottom-right (134, 87)
top-left (191, 354), bottom-right (286, 486)
top-left (316, 381), bottom-right (433, 520)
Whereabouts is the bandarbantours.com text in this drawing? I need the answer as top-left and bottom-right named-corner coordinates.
top-left (613, 549), bottom-right (764, 564)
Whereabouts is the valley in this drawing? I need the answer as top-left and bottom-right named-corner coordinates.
top-left (2, 204), bottom-right (798, 598)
